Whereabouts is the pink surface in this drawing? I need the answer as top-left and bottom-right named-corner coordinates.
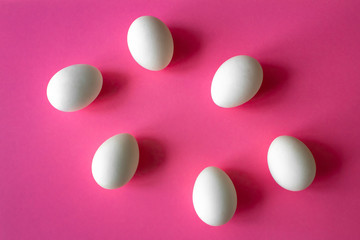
top-left (1, 0), bottom-right (360, 239)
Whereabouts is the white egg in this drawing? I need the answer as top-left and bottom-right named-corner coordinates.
top-left (127, 16), bottom-right (174, 71)
top-left (267, 136), bottom-right (316, 191)
top-left (193, 167), bottom-right (237, 226)
top-left (92, 133), bottom-right (139, 189)
top-left (211, 55), bottom-right (263, 108)
top-left (47, 64), bottom-right (102, 112)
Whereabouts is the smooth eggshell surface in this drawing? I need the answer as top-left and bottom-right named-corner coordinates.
top-left (211, 55), bottom-right (263, 108)
top-left (193, 167), bottom-right (237, 226)
top-left (127, 16), bottom-right (174, 71)
top-left (46, 64), bottom-right (103, 112)
top-left (92, 133), bottom-right (139, 190)
top-left (267, 136), bottom-right (316, 191)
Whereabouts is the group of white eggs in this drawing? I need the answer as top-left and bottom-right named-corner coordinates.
top-left (46, 16), bottom-right (317, 226)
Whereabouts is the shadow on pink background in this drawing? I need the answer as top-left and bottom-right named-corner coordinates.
top-left (1, 0), bottom-right (359, 239)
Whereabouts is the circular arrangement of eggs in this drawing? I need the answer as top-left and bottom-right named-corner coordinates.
top-left (46, 15), bottom-right (317, 226)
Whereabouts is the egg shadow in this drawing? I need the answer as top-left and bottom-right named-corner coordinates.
top-left (167, 27), bottom-right (203, 70)
top-left (301, 139), bottom-right (342, 183)
top-left (225, 169), bottom-right (264, 221)
top-left (133, 137), bottom-right (167, 180)
top-left (89, 71), bottom-right (128, 109)
top-left (241, 63), bottom-right (290, 108)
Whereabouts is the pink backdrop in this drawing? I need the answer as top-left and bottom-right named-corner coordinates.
top-left (1, 0), bottom-right (360, 239)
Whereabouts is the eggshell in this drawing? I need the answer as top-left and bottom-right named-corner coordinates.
top-left (92, 133), bottom-right (139, 189)
top-left (127, 16), bottom-right (174, 71)
top-left (211, 55), bottom-right (263, 108)
top-left (192, 167), bottom-right (237, 226)
top-left (267, 136), bottom-right (316, 191)
top-left (47, 64), bottom-right (102, 112)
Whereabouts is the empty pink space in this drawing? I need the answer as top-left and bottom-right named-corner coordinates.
top-left (1, 0), bottom-right (359, 239)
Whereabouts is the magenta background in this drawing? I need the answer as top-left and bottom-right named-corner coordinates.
top-left (1, 0), bottom-right (360, 239)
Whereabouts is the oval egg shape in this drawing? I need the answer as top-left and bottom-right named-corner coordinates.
top-left (211, 55), bottom-right (263, 108)
top-left (267, 136), bottom-right (316, 191)
top-left (92, 133), bottom-right (139, 189)
top-left (193, 167), bottom-right (237, 226)
top-left (47, 64), bottom-right (103, 112)
top-left (127, 16), bottom-right (174, 71)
